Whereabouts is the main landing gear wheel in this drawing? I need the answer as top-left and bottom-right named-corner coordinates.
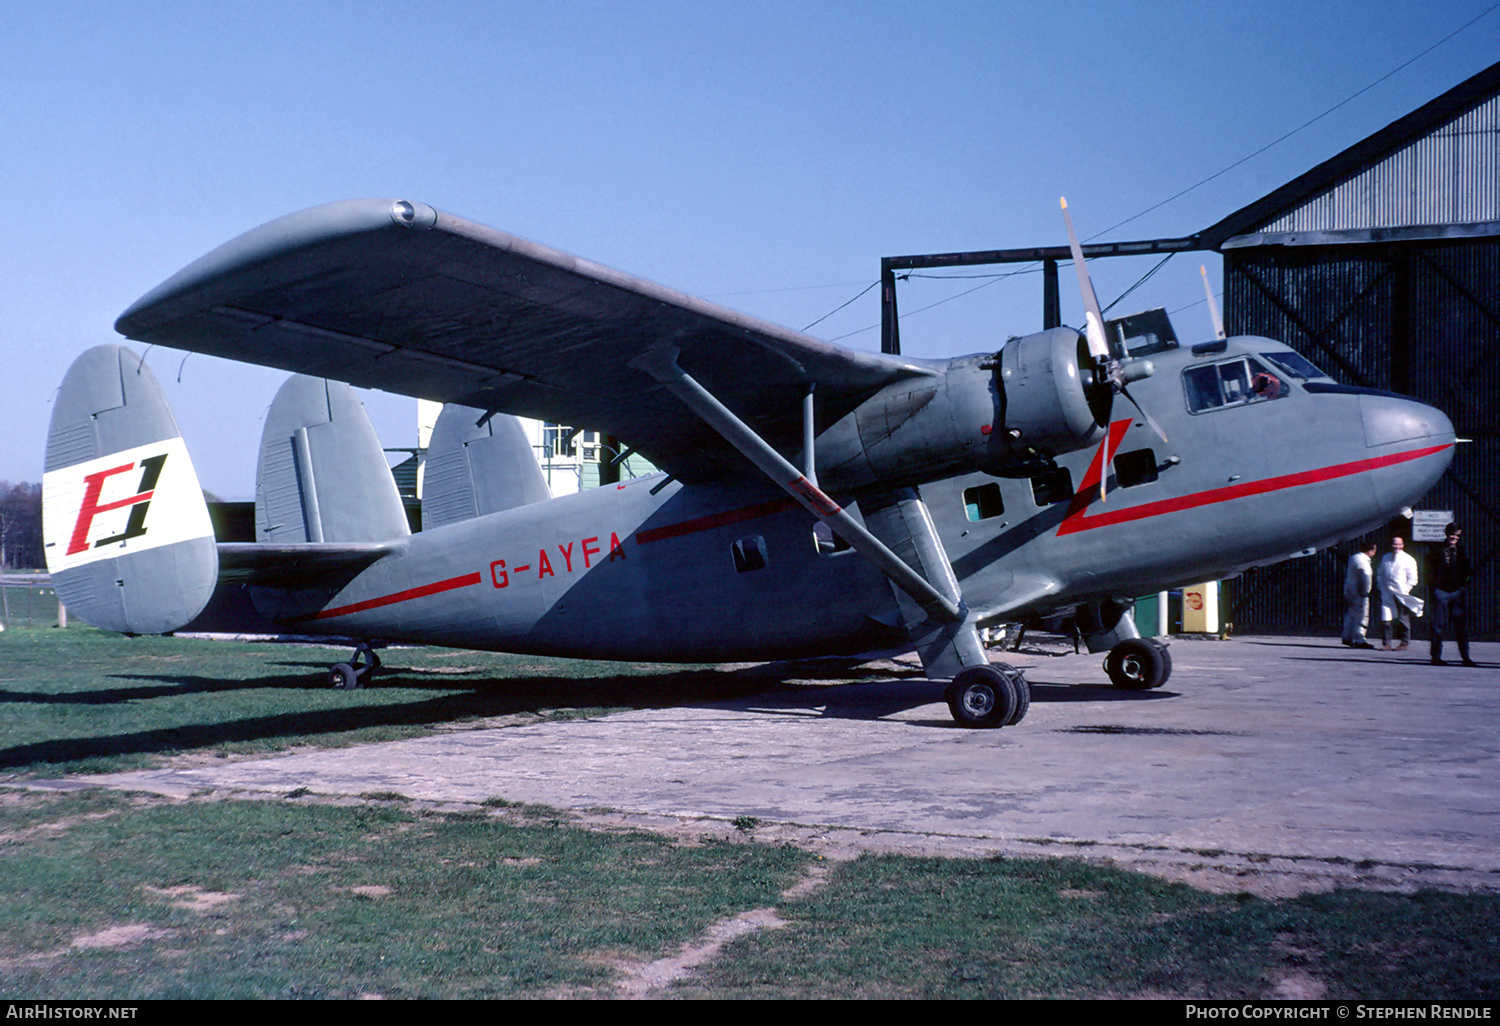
top-left (329, 642), bottom-right (382, 690)
top-left (945, 664), bottom-right (1030, 728)
top-left (1104, 637), bottom-right (1170, 690)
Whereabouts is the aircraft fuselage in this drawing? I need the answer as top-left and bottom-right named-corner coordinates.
top-left (264, 334), bottom-right (1454, 662)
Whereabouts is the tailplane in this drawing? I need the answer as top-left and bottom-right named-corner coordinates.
top-left (43, 345), bottom-right (218, 634)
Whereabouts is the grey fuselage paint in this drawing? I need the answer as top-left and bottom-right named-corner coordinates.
top-left (245, 336), bottom-right (1453, 663)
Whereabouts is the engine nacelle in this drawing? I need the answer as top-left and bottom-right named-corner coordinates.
top-left (815, 327), bottom-right (1106, 494)
top-left (994, 327), bottom-right (1107, 458)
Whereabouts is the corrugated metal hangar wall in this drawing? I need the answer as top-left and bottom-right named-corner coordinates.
top-left (1208, 63), bottom-right (1500, 633)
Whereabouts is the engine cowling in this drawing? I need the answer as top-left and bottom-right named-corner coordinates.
top-left (815, 327), bottom-right (1107, 493)
top-left (993, 326), bottom-right (1108, 458)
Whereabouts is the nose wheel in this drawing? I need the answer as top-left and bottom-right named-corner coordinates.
top-left (329, 642), bottom-right (382, 690)
top-left (945, 663), bottom-right (1030, 728)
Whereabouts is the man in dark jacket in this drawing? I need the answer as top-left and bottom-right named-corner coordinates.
top-left (1429, 523), bottom-right (1475, 667)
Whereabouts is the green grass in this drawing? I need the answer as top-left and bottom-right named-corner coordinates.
top-left (673, 854), bottom-right (1500, 999)
top-left (0, 624), bottom-right (773, 778)
top-left (1, 789), bottom-right (1496, 999)
top-left (0, 788), bottom-right (809, 999)
top-left (3, 626), bottom-right (1498, 998)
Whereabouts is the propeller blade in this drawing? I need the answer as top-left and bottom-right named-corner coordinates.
top-left (1201, 265), bottom-right (1226, 340)
top-left (1061, 197), bottom-right (1111, 361)
top-left (1119, 380), bottom-right (1169, 444)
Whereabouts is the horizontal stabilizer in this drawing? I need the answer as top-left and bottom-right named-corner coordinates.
top-left (256, 376), bottom-right (410, 544)
top-left (214, 540), bottom-right (401, 588)
top-left (421, 405), bottom-right (551, 530)
top-left (43, 345), bottom-right (218, 634)
top-left (217, 540), bottom-right (401, 586)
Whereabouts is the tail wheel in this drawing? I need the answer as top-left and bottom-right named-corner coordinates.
top-left (945, 664), bottom-right (1029, 728)
top-left (330, 643), bottom-right (382, 690)
top-left (1104, 638), bottom-right (1168, 690)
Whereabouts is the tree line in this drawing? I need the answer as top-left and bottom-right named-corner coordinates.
top-left (0, 482), bottom-right (44, 570)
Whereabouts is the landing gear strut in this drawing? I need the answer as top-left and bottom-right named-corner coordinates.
top-left (945, 663), bottom-right (1031, 728)
top-left (1104, 637), bottom-right (1171, 690)
top-left (329, 641), bottom-right (382, 690)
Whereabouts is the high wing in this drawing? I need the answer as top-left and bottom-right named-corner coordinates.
top-left (116, 198), bottom-right (935, 481)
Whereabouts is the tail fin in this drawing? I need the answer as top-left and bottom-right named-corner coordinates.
top-left (256, 376), bottom-right (410, 543)
top-left (43, 345), bottom-right (218, 634)
top-left (421, 405), bottom-right (551, 531)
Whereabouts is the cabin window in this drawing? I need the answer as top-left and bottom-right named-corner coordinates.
top-left (1114, 448), bottom-right (1158, 488)
top-left (732, 535), bottom-right (768, 573)
top-left (812, 522), bottom-right (852, 554)
top-left (1030, 468), bottom-right (1073, 506)
top-left (963, 483), bottom-right (1006, 522)
top-left (1183, 357), bottom-right (1289, 414)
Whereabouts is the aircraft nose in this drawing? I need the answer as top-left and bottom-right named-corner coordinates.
top-left (1361, 393), bottom-right (1454, 450)
top-left (1360, 392), bottom-right (1455, 512)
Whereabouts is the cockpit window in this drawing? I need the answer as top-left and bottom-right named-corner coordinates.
top-left (1183, 357), bottom-right (1289, 413)
top-left (1261, 350), bottom-right (1329, 381)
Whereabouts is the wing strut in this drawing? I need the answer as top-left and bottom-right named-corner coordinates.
top-left (631, 346), bottom-right (963, 622)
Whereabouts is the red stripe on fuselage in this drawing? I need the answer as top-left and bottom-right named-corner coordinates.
top-left (635, 497), bottom-right (798, 545)
top-left (305, 571), bottom-right (482, 620)
top-left (1057, 436), bottom-right (1452, 537)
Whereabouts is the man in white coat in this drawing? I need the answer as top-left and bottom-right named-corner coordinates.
top-left (1341, 541), bottom-right (1377, 648)
top-left (1377, 536), bottom-right (1421, 650)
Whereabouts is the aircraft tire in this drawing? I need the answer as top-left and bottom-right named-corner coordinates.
top-left (1148, 639), bottom-right (1172, 688)
top-left (329, 663), bottom-right (363, 690)
top-left (1104, 638), bottom-right (1166, 690)
top-left (1004, 667), bottom-right (1031, 725)
top-left (946, 665), bottom-right (1019, 729)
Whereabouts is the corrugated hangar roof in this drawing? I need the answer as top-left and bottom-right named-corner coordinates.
top-left (1202, 61), bottom-right (1500, 250)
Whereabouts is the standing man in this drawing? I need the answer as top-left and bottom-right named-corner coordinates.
top-left (1378, 536), bottom-right (1420, 650)
top-left (1342, 541), bottom-right (1377, 649)
top-left (1429, 523), bottom-right (1475, 667)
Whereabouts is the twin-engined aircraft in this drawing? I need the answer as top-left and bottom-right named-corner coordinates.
top-left (42, 198), bottom-right (1456, 727)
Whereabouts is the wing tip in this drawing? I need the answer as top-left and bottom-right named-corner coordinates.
top-left (115, 198), bottom-right (430, 337)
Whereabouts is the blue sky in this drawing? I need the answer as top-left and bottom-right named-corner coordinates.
top-left (5, 0), bottom-right (1498, 498)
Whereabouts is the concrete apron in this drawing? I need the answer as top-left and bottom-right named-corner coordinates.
top-left (62, 636), bottom-right (1500, 896)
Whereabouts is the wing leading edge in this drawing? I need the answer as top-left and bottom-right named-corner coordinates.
top-left (117, 198), bottom-right (935, 480)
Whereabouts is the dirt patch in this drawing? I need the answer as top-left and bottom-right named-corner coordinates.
top-left (1270, 971), bottom-right (1327, 999)
top-left (0, 810), bottom-right (116, 846)
top-left (141, 884), bottom-right (241, 912)
top-left (610, 907), bottom-right (789, 997)
top-left (72, 923), bottom-right (165, 949)
top-left (1, 922), bottom-right (170, 970)
top-left (605, 854), bottom-right (836, 997)
top-left (349, 885), bottom-right (392, 898)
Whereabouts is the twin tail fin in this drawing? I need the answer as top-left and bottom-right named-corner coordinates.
top-left (43, 345), bottom-right (218, 634)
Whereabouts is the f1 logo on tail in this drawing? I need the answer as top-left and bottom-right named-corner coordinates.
top-left (66, 453), bottom-right (167, 555)
top-left (44, 437), bottom-right (215, 574)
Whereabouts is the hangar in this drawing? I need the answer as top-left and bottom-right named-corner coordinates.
top-left (882, 61), bottom-right (1500, 636)
top-left (1205, 62), bottom-right (1499, 633)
